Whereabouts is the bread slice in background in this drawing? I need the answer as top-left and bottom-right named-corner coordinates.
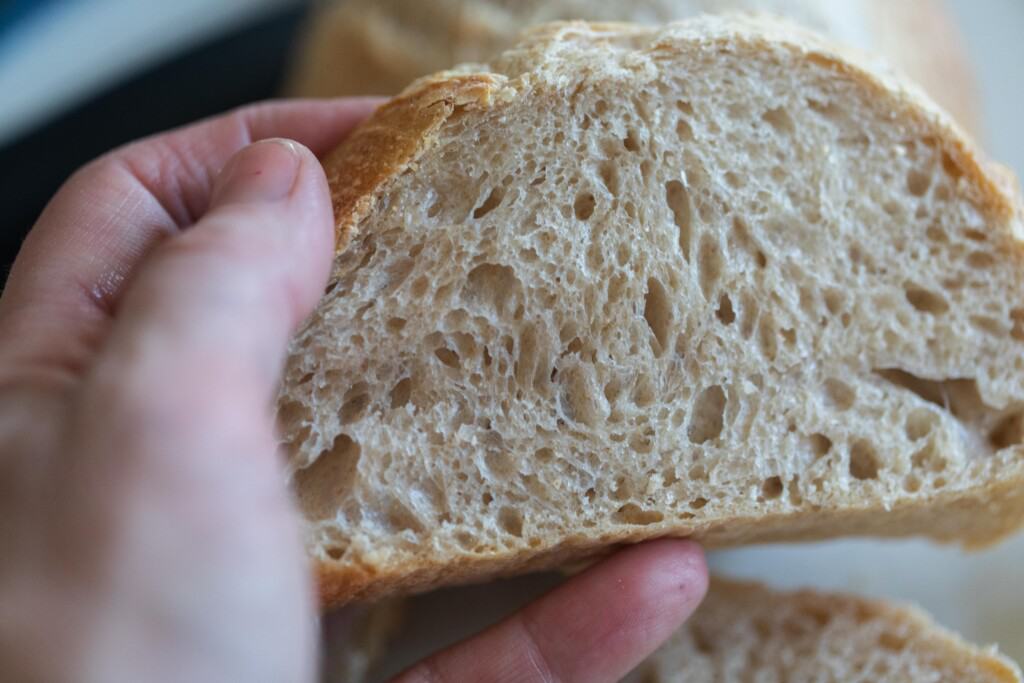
top-left (279, 17), bottom-right (1024, 605)
top-left (631, 579), bottom-right (1022, 682)
top-left (285, 0), bottom-right (982, 138)
top-left (323, 577), bottom-right (1022, 683)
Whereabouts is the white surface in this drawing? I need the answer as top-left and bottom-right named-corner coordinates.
top-left (0, 0), bottom-right (299, 144)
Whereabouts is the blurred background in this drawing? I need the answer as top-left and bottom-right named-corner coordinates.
top-left (1, 0), bottom-right (1022, 677)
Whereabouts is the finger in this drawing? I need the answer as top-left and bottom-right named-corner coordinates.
top-left (0, 98), bottom-right (378, 378)
top-left (393, 540), bottom-right (708, 683)
top-left (88, 137), bottom-right (333, 417)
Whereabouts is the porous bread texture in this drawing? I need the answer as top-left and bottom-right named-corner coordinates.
top-left (285, 0), bottom-right (981, 137)
top-left (279, 17), bottom-right (1024, 605)
top-left (626, 579), bottom-right (1023, 683)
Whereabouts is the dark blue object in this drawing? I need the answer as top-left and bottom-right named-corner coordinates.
top-left (0, 2), bottom-right (312, 281)
top-left (0, 0), bottom-right (64, 45)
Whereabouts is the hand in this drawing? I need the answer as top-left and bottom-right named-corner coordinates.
top-left (0, 99), bottom-right (707, 683)
top-left (0, 99), bottom-right (376, 682)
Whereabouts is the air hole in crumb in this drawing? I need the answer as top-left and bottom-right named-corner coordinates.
top-left (688, 385), bottom-right (726, 444)
top-left (758, 317), bottom-right (778, 361)
top-left (878, 632), bottom-right (908, 652)
top-left (1012, 309), bottom-right (1024, 341)
top-left (498, 506), bottom-right (524, 537)
top-left (623, 129), bottom-right (641, 152)
top-left (665, 180), bottom-right (692, 260)
top-left (473, 187), bottom-right (504, 219)
top-left (990, 412), bottom-right (1024, 450)
top-left (905, 409), bottom-right (937, 441)
top-left (643, 277), bottom-right (673, 356)
top-left (325, 545), bottom-right (346, 561)
top-left (926, 225), bottom-right (947, 243)
top-left (698, 234), bottom-right (724, 299)
top-left (964, 228), bottom-right (987, 242)
top-left (971, 315), bottom-right (1003, 336)
top-left (386, 317), bottom-right (407, 333)
top-left (967, 251), bottom-right (995, 269)
top-left (808, 433), bottom-right (832, 458)
top-left (874, 370), bottom-right (989, 427)
top-left (614, 503), bottom-right (663, 525)
top-left (339, 383), bottom-right (370, 424)
top-left (676, 118), bottom-right (694, 141)
top-left (912, 443), bottom-right (947, 473)
top-left (823, 289), bottom-right (844, 316)
top-left (297, 372), bottom-right (314, 385)
top-left (386, 498), bottom-right (423, 533)
top-left (293, 434), bottom-right (360, 520)
top-left (716, 294), bottom-right (735, 325)
top-left (906, 169), bottom-right (930, 197)
top-left (411, 276), bottom-right (429, 298)
top-left (689, 497), bottom-right (709, 510)
top-left (599, 161), bottom-right (618, 195)
top-left (762, 476), bottom-right (784, 500)
top-left (574, 192), bottom-right (596, 220)
top-left (465, 263), bottom-right (519, 314)
top-left (849, 440), bottom-right (880, 480)
top-left (390, 378), bottom-right (412, 409)
top-left (762, 107), bottom-right (794, 134)
top-left (905, 285), bottom-right (949, 315)
top-left (434, 347), bottom-right (460, 368)
top-left (904, 474), bottom-right (922, 493)
top-left (385, 257), bottom-right (415, 293)
top-left (824, 378), bottom-right (856, 410)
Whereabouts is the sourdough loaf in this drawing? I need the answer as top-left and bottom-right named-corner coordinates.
top-left (279, 17), bottom-right (1024, 605)
top-left (286, 0), bottom-right (981, 136)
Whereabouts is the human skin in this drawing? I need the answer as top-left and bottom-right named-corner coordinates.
top-left (0, 99), bottom-right (708, 683)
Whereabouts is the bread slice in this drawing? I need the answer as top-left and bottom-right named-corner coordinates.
top-left (286, 0), bottom-right (982, 136)
top-left (279, 17), bottom-right (1024, 605)
top-left (626, 579), bottom-right (1023, 682)
top-left (323, 578), bottom-right (1022, 683)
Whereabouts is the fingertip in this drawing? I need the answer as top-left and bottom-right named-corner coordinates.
top-left (617, 539), bottom-right (709, 618)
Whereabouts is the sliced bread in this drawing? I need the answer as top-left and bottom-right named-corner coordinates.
top-left (627, 579), bottom-right (1022, 682)
top-left (286, 0), bottom-right (981, 136)
top-left (279, 17), bottom-right (1024, 605)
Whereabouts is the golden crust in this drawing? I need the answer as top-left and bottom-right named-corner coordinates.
top-left (315, 18), bottom-right (1024, 608)
top-left (317, 463), bottom-right (1024, 606)
top-left (322, 74), bottom-right (509, 252)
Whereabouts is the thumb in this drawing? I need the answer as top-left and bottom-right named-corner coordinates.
top-left (96, 138), bottom-right (334, 402)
